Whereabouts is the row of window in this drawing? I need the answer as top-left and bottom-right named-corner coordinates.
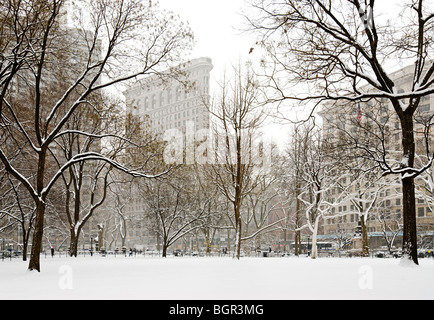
top-left (328, 196), bottom-right (401, 213)
top-left (150, 103), bottom-right (205, 118)
top-left (133, 77), bottom-right (210, 112)
top-left (325, 97), bottom-right (431, 134)
top-left (154, 116), bottom-right (209, 131)
top-left (326, 206), bottom-right (433, 225)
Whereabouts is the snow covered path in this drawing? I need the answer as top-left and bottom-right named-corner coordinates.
top-left (1, 256), bottom-right (433, 300)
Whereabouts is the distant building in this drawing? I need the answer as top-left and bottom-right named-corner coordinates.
top-left (124, 57), bottom-right (214, 135)
top-left (121, 58), bottom-right (213, 251)
top-left (320, 63), bottom-right (434, 250)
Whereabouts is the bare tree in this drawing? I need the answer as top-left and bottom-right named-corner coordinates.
top-left (248, 0), bottom-right (434, 265)
top-left (191, 164), bottom-right (227, 255)
top-left (0, 0), bottom-right (193, 271)
top-left (142, 167), bottom-right (208, 257)
top-left (294, 122), bottom-right (332, 259)
top-left (207, 64), bottom-right (269, 259)
top-left (244, 173), bottom-right (279, 252)
top-left (0, 173), bottom-right (35, 260)
top-left (284, 124), bottom-right (312, 255)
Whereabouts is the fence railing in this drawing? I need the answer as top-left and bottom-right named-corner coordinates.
top-left (2, 248), bottom-right (434, 262)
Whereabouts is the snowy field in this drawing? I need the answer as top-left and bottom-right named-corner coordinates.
top-left (1, 255), bottom-right (433, 300)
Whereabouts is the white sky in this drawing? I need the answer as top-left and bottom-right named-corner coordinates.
top-left (159, 0), bottom-right (401, 80)
top-left (159, 0), bottom-right (257, 83)
top-left (159, 0), bottom-right (285, 145)
top-left (158, 0), bottom-right (406, 149)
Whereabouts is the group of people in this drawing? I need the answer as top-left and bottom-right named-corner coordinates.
top-left (47, 246), bottom-right (142, 257)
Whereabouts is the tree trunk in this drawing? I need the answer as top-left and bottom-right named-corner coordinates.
top-left (70, 233), bottom-right (78, 257)
top-left (360, 215), bottom-right (369, 257)
top-left (294, 176), bottom-right (302, 256)
top-left (400, 113), bottom-right (419, 265)
top-left (204, 232), bottom-right (211, 254)
top-left (234, 210), bottom-right (242, 260)
top-left (21, 228), bottom-right (29, 261)
top-left (311, 233), bottom-right (318, 259)
top-left (69, 229), bottom-right (80, 257)
top-left (311, 217), bottom-right (319, 259)
top-left (23, 241), bottom-right (28, 261)
top-left (255, 233), bottom-right (262, 252)
top-left (294, 230), bottom-right (301, 256)
top-left (232, 173), bottom-right (242, 260)
top-left (162, 243), bottom-right (168, 258)
top-left (28, 201), bottom-right (46, 272)
top-left (22, 245), bottom-right (27, 261)
top-left (401, 176), bottom-right (418, 264)
top-left (28, 147), bottom-right (48, 272)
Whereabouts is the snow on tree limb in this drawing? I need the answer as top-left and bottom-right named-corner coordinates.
top-left (42, 151), bottom-right (172, 199)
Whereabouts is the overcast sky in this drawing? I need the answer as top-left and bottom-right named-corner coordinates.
top-left (159, 0), bottom-right (257, 81)
top-left (158, 0), bottom-right (406, 147)
top-left (158, 0), bottom-right (284, 143)
top-left (159, 0), bottom-right (403, 76)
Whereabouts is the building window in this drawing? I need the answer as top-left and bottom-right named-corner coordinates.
top-left (168, 88), bottom-right (172, 104)
top-left (419, 104), bottom-right (430, 113)
top-left (144, 97), bottom-right (149, 111)
top-left (176, 86), bottom-right (181, 101)
top-left (151, 94), bottom-right (156, 109)
top-left (159, 92), bottom-right (165, 107)
top-left (418, 207), bottom-right (425, 217)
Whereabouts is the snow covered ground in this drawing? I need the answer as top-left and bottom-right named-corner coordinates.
top-left (1, 255), bottom-right (433, 300)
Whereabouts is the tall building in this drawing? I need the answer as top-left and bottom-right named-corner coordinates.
top-left (124, 57), bottom-right (214, 135)
top-left (121, 57), bottom-right (213, 251)
top-left (319, 63), bottom-right (434, 250)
